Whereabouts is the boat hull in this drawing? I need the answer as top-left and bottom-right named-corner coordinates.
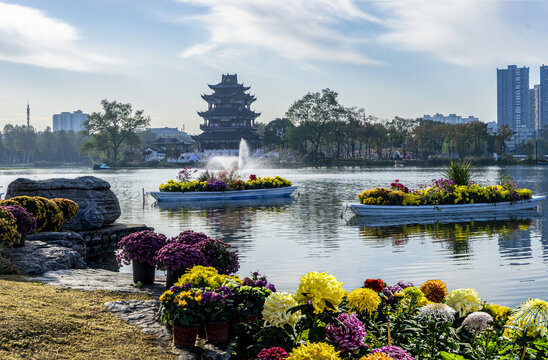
top-left (150, 186), bottom-right (298, 202)
top-left (348, 196), bottom-right (545, 217)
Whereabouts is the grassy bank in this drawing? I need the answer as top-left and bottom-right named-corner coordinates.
top-left (0, 276), bottom-right (176, 360)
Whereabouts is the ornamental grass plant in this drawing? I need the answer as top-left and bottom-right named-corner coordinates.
top-left (442, 161), bottom-right (475, 186)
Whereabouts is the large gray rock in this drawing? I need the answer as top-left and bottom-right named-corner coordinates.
top-left (9, 232), bottom-right (86, 275)
top-left (5, 176), bottom-right (121, 231)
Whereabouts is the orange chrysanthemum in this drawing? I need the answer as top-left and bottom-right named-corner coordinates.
top-left (359, 353), bottom-right (393, 360)
top-left (420, 280), bottom-right (447, 303)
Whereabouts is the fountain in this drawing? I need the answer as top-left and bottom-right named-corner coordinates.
top-left (206, 139), bottom-right (257, 170)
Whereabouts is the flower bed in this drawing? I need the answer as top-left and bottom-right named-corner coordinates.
top-left (160, 266), bottom-right (548, 359)
top-left (358, 178), bottom-right (533, 206)
top-left (158, 168), bottom-right (292, 192)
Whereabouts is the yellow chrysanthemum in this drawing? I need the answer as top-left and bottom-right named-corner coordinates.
top-left (505, 298), bottom-right (548, 338)
top-left (420, 280), bottom-right (447, 303)
top-left (402, 286), bottom-right (428, 308)
top-left (445, 288), bottom-right (483, 317)
top-left (359, 354), bottom-right (393, 360)
top-left (262, 292), bottom-right (302, 328)
top-left (483, 303), bottom-right (512, 323)
top-left (347, 288), bottom-right (381, 315)
top-left (288, 342), bottom-right (341, 360)
top-left (174, 265), bottom-right (241, 289)
top-left (294, 272), bottom-right (347, 314)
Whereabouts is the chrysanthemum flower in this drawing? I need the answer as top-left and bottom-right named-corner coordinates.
top-left (287, 342), bottom-right (341, 360)
top-left (347, 288), bottom-right (381, 315)
top-left (258, 346), bottom-right (289, 360)
top-left (483, 303), bottom-right (511, 323)
top-left (462, 312), bottom-right (493, 333)
top-left (420, 280), bottom-right (447, 303)
top-left (295, 272), bottom-right (346, 314)
top-left (262, 292), bottom-right (301, 328)
top-left (325, 313), bottom-right (367, 352)
top-left (358, 353), bottom-right (393, 360)
top-left (506, 298), bottom-right (548, 337)
top-left (371, 345), bottom-right (415, 360)
top-left (417, 303), bottom-right (456, 322)
top-left (363, 279), bottom-right (385, 292)
top-left (401, 286), bottom-right (428, 308)
top-left (445, 288), bottom-right (483, 317)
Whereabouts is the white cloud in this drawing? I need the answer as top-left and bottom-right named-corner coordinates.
top-left (374, 0), bottom-right (548, 67)
top-left (0, 2), bottom-right (122, 72)
top-left (175, 0), bottom-right (382, 65)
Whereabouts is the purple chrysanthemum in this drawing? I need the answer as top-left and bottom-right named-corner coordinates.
top-left (155, 242), bottom-right (208, 271)
top-left (116, 230), bottom-right (167, 266)
top-left (371, 345), bottom-right (415, 360)
top-left (325, 312), bottom-right (367, 352)
top-left (1, 205), bottom-right (37, 236)
top-left (397, 281), bottom-right (414, 290)
top-left (195, 238), bottom-right (239, 275)
top-left (168, 230), bottom-right (210, 246)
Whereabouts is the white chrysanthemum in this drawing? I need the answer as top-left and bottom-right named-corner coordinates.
top-left (506, 298), bottom-right (548, 337)
top-left (462, 312), bottom-right (493, 333)
top-left (262, 292), bottom-right (302, 328)
top-left (417, 303), bottom-right (456, 322)
top-left (445, 288), bottom-right (483, 317)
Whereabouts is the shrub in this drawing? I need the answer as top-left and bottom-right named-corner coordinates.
top-left (40, 197), bottom-right (64, 232)
top-left (1, 196), bottom-right (47, 232)
top-left (52, 198), bottom-right (79, 224)
top-left (0, 205), bottom-right (37, 237)
top-left (0, 207), bottom-right (21, 247)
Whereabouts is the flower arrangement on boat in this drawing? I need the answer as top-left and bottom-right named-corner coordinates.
top-left (159, 168), bottom-right (292, 192)
top-left (358, 177), bottom-right (532, 206)
top-left (158, 264), bottom-right (548, 359)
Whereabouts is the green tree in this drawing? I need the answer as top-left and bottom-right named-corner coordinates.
top-left (264, 118), bottom-right (294, 149)
top-left (495, 124), bottom-right (515, 154)
top-left (82, 99), bottom-right (150, 163)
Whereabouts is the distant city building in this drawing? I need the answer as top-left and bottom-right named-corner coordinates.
top-left (497, 65), bottom-right (531, 131)
top-left (422, 113), bottom-right (479, 125)
top-left (530, 85), bottom-right (541, 130)
top-left (541, 65), bottom-right (548, 129)
top-left (194, 74), bottom-right (263, 152)
top-left (52, 110), bottom-right (88, 132)
top-left (149, 127), bottom-right (193, 141)
top-left (486, 121), bottom-right (498, 135)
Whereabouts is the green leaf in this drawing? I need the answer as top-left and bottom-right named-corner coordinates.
top-left (440, 352), bottom-right (469, 360)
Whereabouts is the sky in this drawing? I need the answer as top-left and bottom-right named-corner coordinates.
top-left (1, 0), bottom-right (548, 134)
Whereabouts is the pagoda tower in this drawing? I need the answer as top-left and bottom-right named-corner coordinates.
top-left (195, 74), bottom-right (263, 151)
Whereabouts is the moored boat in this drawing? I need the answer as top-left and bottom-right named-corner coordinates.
top-left (348, 195), bottom-right (545, 217)
top-left (150, 185), bottom-right (298, 202)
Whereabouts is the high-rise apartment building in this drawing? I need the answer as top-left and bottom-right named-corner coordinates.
top-left (540, 65), bottom-right (548, 129)
top-left (52, 110), bottom-right (88, 132)
top-left (497, 65), bottom-right (531, 131)
top-left (530, 85), bottom-right (541, 130)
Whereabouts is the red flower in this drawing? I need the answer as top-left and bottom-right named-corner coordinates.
top-left (363, 279), bottom-right (385, 292)
top-left (249, 174), bottom-right (257, 181)
top-left (258, 347), bottom-right (289, 360)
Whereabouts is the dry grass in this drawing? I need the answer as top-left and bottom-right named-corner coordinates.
top-left (0, 276), bottom-right (177, 360)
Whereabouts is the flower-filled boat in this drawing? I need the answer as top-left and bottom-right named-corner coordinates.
top-left (149, 168), bottom-right (297, 202)
top-left (349, 177), bottom-right (545, 217)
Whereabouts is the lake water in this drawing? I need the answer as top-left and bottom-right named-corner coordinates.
top-left (1, 166), bottom-right (547, 307)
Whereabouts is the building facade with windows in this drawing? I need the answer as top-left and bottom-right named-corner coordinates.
top-left (52, 110), bottom-right (88, 132)
top-left (497, 65), bottom-right (531, 131)
top-left (540, 65), bottom-right (548, 129)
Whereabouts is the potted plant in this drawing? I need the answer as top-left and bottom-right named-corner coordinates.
top-left (201, 286), bottom-right (236, 345)
top-left (1, 205), bottom-right (37, 247)
top-left (159, 285), bottom-right (204, 348)
top-left (155, 242), bottom-right (208, 289)
top-left (235, 286), bottom-right (272, 323)
top-left (116, 230), bottom-right (167, 285)
top-left (195, 238), bottom-right (240, 275)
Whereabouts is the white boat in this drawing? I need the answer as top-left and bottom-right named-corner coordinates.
top-left (149, 186), bottom-right (298, 202)
top-left (348, 196), bottom-right (545, 217)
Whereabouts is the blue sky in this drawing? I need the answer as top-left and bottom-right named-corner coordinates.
top-left (1, 0), bottom-right (548, 134)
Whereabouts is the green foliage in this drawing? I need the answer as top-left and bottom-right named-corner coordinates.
top-left (443, 161), bottom-right (475, 186)
top-left (82, 99), bottom-right (150, 163)
top-left (1, 196), bottom-right (70, 233)
top-left (231, 321), bottom-right (295, 359)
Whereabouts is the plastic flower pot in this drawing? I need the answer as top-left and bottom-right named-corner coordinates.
top-left (241, 313), bottom-right (260, 323)
top-left (132, 260), bottom-right (155, 285)
top-left (172, 323), bottom-right (200, 348)
top-left (166, 267), bottom-right (187, 289)
top-left (205, 321), bottom-right (230, 345)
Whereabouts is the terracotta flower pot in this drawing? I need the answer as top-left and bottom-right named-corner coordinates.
top-left (205, 321), bottom-right (230, 345)
top-left (132, 260), bottom-right (155, 285)
top-left (166, 268), bottom-right (186, 289)
top-left (172, 323), bottom-right (200, 348)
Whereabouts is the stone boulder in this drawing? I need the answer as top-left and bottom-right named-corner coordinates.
top-left (5, 176), bottom-right (121, 231)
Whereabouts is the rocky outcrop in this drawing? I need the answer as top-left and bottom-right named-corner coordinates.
top-left (9, 232), bottom-right (86, 275)
top-left (5, 176), bottom-right (121, 231)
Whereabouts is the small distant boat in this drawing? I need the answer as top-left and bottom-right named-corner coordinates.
top-left (93, 163), bottom-right (110, 170)
top-left (149, 186), bottom-right (298, 202)
top-left (348, 196), bottom-right (545, 217)
top-left (538, 161), bottom-right (548, 166)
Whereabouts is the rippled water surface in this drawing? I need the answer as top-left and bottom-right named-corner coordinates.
top-left (1, 166), bottom-right (547, 306)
